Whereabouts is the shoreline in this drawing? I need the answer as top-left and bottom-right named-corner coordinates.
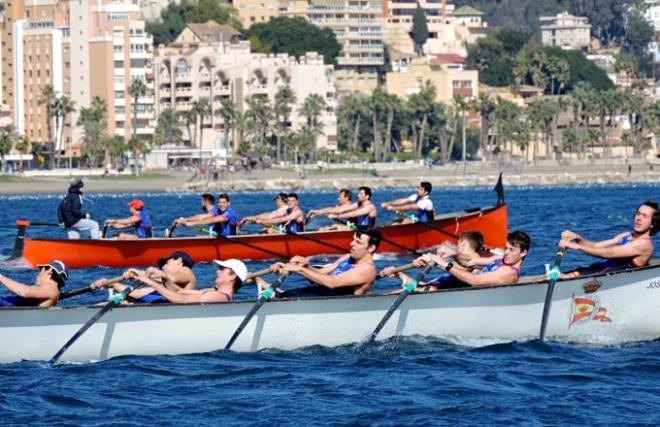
top-left (0, 168), bottom-right (658, 195)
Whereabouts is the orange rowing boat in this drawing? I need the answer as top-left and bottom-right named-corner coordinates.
top-left (7, 203), bottom-right (507, 269)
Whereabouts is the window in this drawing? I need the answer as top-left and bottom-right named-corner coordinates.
top-left (115, 90), bottom-right (125, 99)
top-left (114, 45), bottom-right (123, 53)
top-left (115, 106), bottom-right (125, 114)
top-left (114, 60), bottom-right (124, 68)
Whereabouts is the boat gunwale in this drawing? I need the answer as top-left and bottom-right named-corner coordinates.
top-left (2, 258), bottom-right (657, 313)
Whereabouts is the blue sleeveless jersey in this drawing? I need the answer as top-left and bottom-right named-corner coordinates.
top-left (214, 207), bottom-right (239, 237)
top-left (284, 208), bottom-right (305, 233)
top-left (281, 257), bottom-right (356, 298)
top-left (134, 211), bottom-right (153, 238)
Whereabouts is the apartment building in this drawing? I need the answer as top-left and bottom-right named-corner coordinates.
top-left (385, 57), bottom-right (478, 104)
top-left (0, 0), bottom-right (154, 160)
top-left (153, 21), bottom-right (337, 157)
top-left (383, 2), bottom-right (487, 57)
top-left (645, 0), bottom-right (660, 32)
top-left (540, 12), bottom-right (591, 51)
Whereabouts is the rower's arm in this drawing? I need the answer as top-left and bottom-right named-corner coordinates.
top-left (317, 254), bottom-right (349, 275)
top-left (295, 263), bottom-right (374, 289)
top-left (442, 264), bottom-right (517, 287)
top-left (390, 203), bottom-right (419, 212)
top-left (566, 238), bottom-right (650, 260)
top-left (260, 210), bottom-right (298, 225)
top-left (107, 215), bottom-right (139, 229)
top-left (381, 197), bottom-right (409, 207)
top-left (592, 233), bottom-right (630, 248)
top-left (0, 275), bottom-right (59, 300)
top-left (189, 214), bottom-right (228, 225)
top-left (335, 203), bottom-right (370, 219)
top-left (177, 213), bottom-right (210, 224)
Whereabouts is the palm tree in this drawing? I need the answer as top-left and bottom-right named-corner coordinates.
top-left (337, 93), bottom-right (369, 153)
top-left (475, 92), bottom-right (496, 160)
top-left (406, 81), bottom-right (436, 160)
top-left (54, 96), bottom-right (76, 168)
top-left (180, 109), bottom-right (196, 147)
top-left (101, 135), bottom-right (127, 170)
top-left (128, 79), bottom-right (148, 141)
top-left (298, 94), bottom-right (326, 157)
top-left (273, 86), bottom-right (296, 162)
top-left (215, 98), bottom-right (237, 156)
top-left (370, 87), bottom-right (389, 162)
top-left (382, 92), bottom-right (399, 158)
top-left (244, 95), bottom-right (273, 153)
top-left (14, 134), bottom-right (31, 172)
top-left (77, 96), bottom-right (108, 167)
top-left (528, 98), bottom-right (557, 163)
top-left (191, 98), bottom-right (212, 162)
top-left (154, 108), bottom-right (183, 147)
top-left (37, 85), bottom-right (57, 169)
top-left (127, 135), bottom-right (150, 174)
top-left (546, 57), bottom-right (570, 95)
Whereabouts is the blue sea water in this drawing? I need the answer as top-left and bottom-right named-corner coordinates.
top-left (0, 183), bottom-right (659, 425)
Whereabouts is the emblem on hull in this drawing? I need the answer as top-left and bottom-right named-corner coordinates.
top-left (569, 293), bottom-right (611, 326)
top-left (582, 279), bottom-right (602, 294)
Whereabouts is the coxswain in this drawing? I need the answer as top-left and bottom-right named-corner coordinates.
top-left (559, 201), bottom-right (658, 277)
top-left (129, 259), bottom-right (247, 303)
top-left (104, 199), bottom-right (153, 239)
top-left (57, 178), bottom-right (100, 239)
top-left (381, 181), bottom-right (434, 224)
top-left (256, 226), bottom-right (381, 297)
top-left (180, 193), bottom-right (240, 237)
top-left (328, 186), bottom-right (377, 230)
top-left (240, 192), bottom-right (288, 228)
top-left (255, 193), bottom-right (305, 234)
top-left (0, 260), bottom-right (69, 307)
top-left (93, 251), bottom-right (196, 303)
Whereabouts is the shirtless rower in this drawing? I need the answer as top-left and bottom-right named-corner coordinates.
top-left (93, 251), bottom-right (197, 303)
top-left (104, 199), bottom-right (153, 239)
top-left (128, 259), bottom-right (247, 303)
top-left (559, 201), bottom-right (658, 277)
top-left (172, 194), bottom-right (219, 231)
top-left (180, 193), bottom-right (240, 237)
top-left (240, 192), bottom-right (288, 228)
top-left (256, 226), bottom-right (382, 297)
top-left (0, 260), bottom-right (69, 307)
top-left (306, 189), bottom-right (355, 231)
top-left (381, 181), bottom-right (434, 224)
top-left (255, 193), bottom-right (305, 234)
top-left (328, 186), bottom-right (378, 230)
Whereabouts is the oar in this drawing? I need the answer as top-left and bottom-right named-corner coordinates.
top-left (59, 275), bottom-right (124, 300)
top-left (376, 263), bottom-right (414, 278)
top-left (167, 222), bottom-right (178, 238)
top-left (391, 210), bottom-right (461, 241)
top-left (538, 247), bottom-right (566, 341)
top-left (49, 284), bottom-right (136, 364)
top-left (262, 224), bottom-right (348, 253)
top-left (187, 225), bottom-right (290, 259)
top-left (245, 266), bottom-right (275, 282)
top-left (224, 272), bottom-right (289, 350)
top-left (329, 218), bottom-right (423, 256)
top-left (367, 261), bottom-right (436, 342)
top-left (101, 224), bottom-right (109, 238)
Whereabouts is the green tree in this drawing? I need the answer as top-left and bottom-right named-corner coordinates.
top-left (244, 95), bottom-right (273, 153)
top-left (475, 93), bottom-right (496, 160)
top-left (215, 98), bottom-right (237, 155)
top-left (127, 136), bottom-right (150, 174)
top-left (154, 108), bottom-right (183, 147)
top-left (102, 135), bottom-right (127, 170)
top-left (298, 94), bottom-right (326, 158)
top-left (411, 3), bottom-right (429, 56)
top-left (14, 134), bottom-right (30, 172)
top-left (128, 78), bottom-right (148, 145)
top-left (337, 93), bottom-right (369, 153)
top-left (37, 84), bottom-right (57, 169)
top-left (273, 86), bottom-right (296, 162)
top-left (77, 96), bottom-right (108, 167)
top-left (0, 127), bottom-right (13, 173)
top-left (245, 17), bottom-right (341, 65)
top-left (191, 98), bottom-right (212, 161)
top-left (54, 96), bottom-right (76, 168)
top-left (407, 82), bottom-right (436, 160)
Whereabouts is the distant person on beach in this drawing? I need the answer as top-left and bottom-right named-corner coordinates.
top-left (559, 201), bottom-right (658, 277)
top-left (127, 259), bottom-right (246, 303)
top-left (256, 227), bottom-right (381, 297)
top-left (0, 260), bottom-right (68, 307)
top-left (240, 192), bottom-right (288, 228)
top-left (254, 193), bottom-right (305, 234)
top-left (57, 178), bottom-right (100, 239)
top-left (104, 199), bottom-right (153, 239)
top-left (94, 251), bottom-right (197, 304)
top-left (381, 181), bottom-right (434, 224)
top-left (179, 193), bottom-right (240, 237)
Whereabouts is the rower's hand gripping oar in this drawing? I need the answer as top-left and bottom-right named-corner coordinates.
top-left (49, 283), bottom-right (137, 365)
top-left (368, 261), bottom-right (436, 343)
top-left (59, 275), bottom-right (124, 300)
top-left (167, 222), bottom-right (179, 238)
top-left (538, 247), bottom-right (566, 341)
top-left (224, 272), bottom-right (289, 350)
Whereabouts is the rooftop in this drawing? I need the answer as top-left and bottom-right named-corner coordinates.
top-left (185, 21), bottom-right (242, 44)
top-left (453, 5), bottom-right (484, 16)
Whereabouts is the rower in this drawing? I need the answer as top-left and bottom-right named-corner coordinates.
top-left (0, 260), bottom-right (69, 307)
top-left (57, 178), bottom-right (100, 239)
top-left (180, 193), bottom-right (240, 237)
top-left (104, 199), bottom-right (153, 239)
top-left (173, 194), bottom-right (219, 232)
top-left (307, 189), bottom-right (355, 231)
top-left (129, 259), bottom-right (247, 303)
top-left (240, 192), bottom-right (288, 228)
top-left (427, 230), bottom-right (530, 288)
top-left (559, 201), bottom-right (658, 277)
top-left (256, 226), bottom-right (382, 297)
top-left (255, 193), bottom-right (305, 234)
top-left (381, 181), bottom-right (434, 224)
top-left (328, 186), bottom-right (377, 230)
top-left (93, 251), bottom-right (197, 303)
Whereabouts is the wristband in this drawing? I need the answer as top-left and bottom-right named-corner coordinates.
top-left (445, 262), bottom-right (454, 272)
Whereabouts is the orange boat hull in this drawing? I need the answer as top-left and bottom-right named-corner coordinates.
top-left (18, 204), bottom-right (508, 269)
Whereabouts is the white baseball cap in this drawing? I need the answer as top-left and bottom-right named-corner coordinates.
top-left (213, 259), bottom-right (247, 282)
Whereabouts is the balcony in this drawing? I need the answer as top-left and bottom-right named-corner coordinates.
top-left (308, 5), bottom-right (381, 13)
top-left (337, 31), bottom-right (383, 39)
top-left (214, 85), bottom-right (231, 95)
top-left (310, 18), bottom-right (378, 26)
top-left (337, 56), bottom-right (384, 65)
top-left (344, 44), bottom-right (384, 53)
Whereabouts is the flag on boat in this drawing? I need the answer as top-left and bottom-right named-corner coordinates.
top-left (570, 296), bottom-right (611, 326)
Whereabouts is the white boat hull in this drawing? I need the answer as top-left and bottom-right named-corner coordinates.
top-left (1, 262), bottom-right (660, 363)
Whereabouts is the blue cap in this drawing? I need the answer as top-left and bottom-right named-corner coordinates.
top-left (37, 260), bottom-right (69, 281)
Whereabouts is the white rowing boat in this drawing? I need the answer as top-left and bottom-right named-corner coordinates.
top-left (1, 261), bottom-right (659, 363)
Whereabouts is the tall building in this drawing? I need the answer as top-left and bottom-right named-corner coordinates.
top-left (0, 0), bottom-right (154, 160)
top-left (645, 0), bottom-right (660, 32)
top-left (540, 12), bottom-right (591, 51)
top-left (153, 21), bottom-right (337, 161)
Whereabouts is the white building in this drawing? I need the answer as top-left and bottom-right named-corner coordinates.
top-left (540, 12), bottom-right (591, 51)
